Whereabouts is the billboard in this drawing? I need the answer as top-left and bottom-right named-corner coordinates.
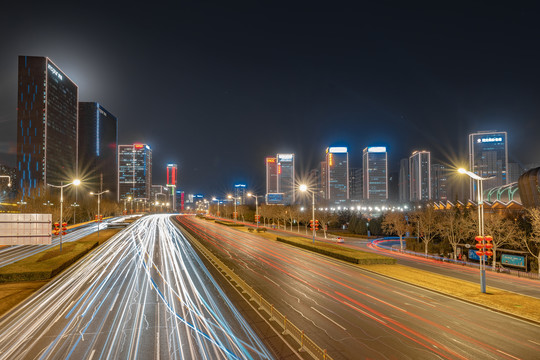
top-left (501, 254), bottom-right (526, 268)
top-left (468, 249), bottom-right (487, 262)
top-left (266, 193), bottom-right (284, 204)
top-left (0, 214), bottom-right (52, 245)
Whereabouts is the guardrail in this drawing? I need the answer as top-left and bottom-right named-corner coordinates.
top-left (176, 220), bottom-right (333, 360)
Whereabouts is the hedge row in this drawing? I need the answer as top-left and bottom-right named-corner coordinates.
top-left (214, 220), bottom-right (244, 227)
top-left (0, 241), bottom-right (99, 283)
top-left (276, 237), bottom-right (396, 265)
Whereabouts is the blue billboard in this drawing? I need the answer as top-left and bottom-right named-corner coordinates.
top-left (468, 249), bottom-right (487, 262)
top-left (266, 193), bottom-right (284, 204)
top-left (501, 254), bottom-right (526, 268)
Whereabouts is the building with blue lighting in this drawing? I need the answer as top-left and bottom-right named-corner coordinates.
top-left (118, 144), bottom-right (152, 201)
top-left (362, 146), bottom-right (388, 203)
top-left (17, 56), bottom-right (78, 197)
top-left (468, 131), bottom-right (508, 201)
top-left (78, 102), bottom-right (118, 200)
top-left (325, 147), bottom-right (349, 204)
top-left (277, 153), bottom-right (295, 205)
top-left (409, 150), bottom-right (431, 202)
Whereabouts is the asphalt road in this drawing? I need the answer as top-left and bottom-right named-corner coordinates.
top-left (177, 216), bottom-right (540, 360)
top-left (0, 215), bottom-right (273, 360)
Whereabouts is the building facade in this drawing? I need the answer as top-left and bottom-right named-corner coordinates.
top-left (118, 144), bottom-right (152, 201)
top-left (265, 156), bottom-right (278, 200)
top-left (362, 146), bottom-right (388, 203)
top-left (431, 163), bottom-right (448, 201)
top-left (409, 150), bottom-right (431, 202)
top-left (78, 102), bottom-right (118, 199)
top-left (166, 163), bottom-right (177, 211)
top-left (277, 153), bottom-right (295, 205)
top-left (17, 56), bottom-right (78, 197)
top-left (349, 168), bottom-right (362, 201)
top-left (325, 147), bottom-right (349, 204)
top-left (398, 158), bottom-right (409, 203)
top-left (468, 131), bottom-right (508, 201)
top-left (234, 183), bottom-right (247, 205)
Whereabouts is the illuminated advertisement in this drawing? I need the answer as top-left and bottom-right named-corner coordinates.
top-left (266, 193), bottom-right (284, 204)
top-left (501, 254), bottom-right (525, 268)
top-left (368, 146), bottom-right (386, 153)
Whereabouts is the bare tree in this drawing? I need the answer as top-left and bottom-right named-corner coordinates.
top-left (411, 207), bottom-right (439, 256)
top-left (382, 212), bottom-right (410, 251)
top-left (484, 213), bottom-right (522, 270)
top-left (437, 209), bottom-right (475, 260)
top-left (524, 208), bottom-right (540, 276)
top-left (315, 210), bottom-right (338, 238)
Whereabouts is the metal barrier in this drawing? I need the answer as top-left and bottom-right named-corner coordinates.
top-left (180, 225), bottom-right (333, 360)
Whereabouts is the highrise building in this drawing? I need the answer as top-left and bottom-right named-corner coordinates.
top-left (349, 168), bottom-right (362, 201)
top-left (166, 163), bottom-right (177, 211)
top-left (265, 157), bottom-right (278, 194)
top-left (277, 153), bottom-right (295, 205)
top-left (320, 161), bottom-right (327, 199)
top-left (17, 56), bottom-right (78, 197)
top-left (234, 183), bottom-right (247, 205)
top-left (468, 131), bottom-right (508, 201)
top-left (78, 102), bottom-right (118, 199)
top-left (431, 163), bottom-right (448, 201)
top-left (118, 144), bottom-right (152, 201)
top-left (398, 158), bottom-right (409, 203)
top-left (362, 146), bottom-right (388, 202)
top-left (325, 147), bottom-right (349, 204)
top-left (409, 150), bottom-right (431, 202)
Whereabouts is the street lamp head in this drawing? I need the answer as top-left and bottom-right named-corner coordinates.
top-left (105, 190), bottom-right (110, 193)
top-left (89, 192), bottom-right (94, 195)
top-left (458, 168), bottom-right (467, 174)
top-left (227, 195), bottom-right (232, 199)
top-left (299, 184), bottom-right (308, 192)
top-left (247, 192), bottom-right (252, 197)
top-left (73, 179), bottom-right (81, 186)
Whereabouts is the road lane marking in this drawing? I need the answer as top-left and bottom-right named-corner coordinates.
top-left (88, 349), bottom-right (96, 360)
top-left (393, 291), bottom-right (436, 307)
top-left (528, 339), bottom-right (540, 346)
top-left (310, 306), bottom-right (347, 330)
top-left (496, 349), bottom-right (521, 360)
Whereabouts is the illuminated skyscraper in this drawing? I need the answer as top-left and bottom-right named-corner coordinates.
top-left (398, 158), bottom-right (409, 203)
top-left (234, 183), bottom-right (247, 205)
top-left (325, 147), bottom-right (349, 204)
top-left (277, 153), bottom-right (295, 205)
top-left (409, 150), bottom-right (431, 202)
top-left (17, 56), bottom-right (78, 197)
top-left (78, 102), bottom-right (118, 199)
top-left (265, 157), bottom-right (278, 194)
top-left (362, 146), bottom-right (388, 202)
top-left (166, 163), bottom-right (177, 211)
top-left (468, 131), bottom-right (508, 201)
top-left (118, 144), bottom-right (152, 201)
top-left (349, 168), bottom-right (362, 201)
top-left (431, 163), bottom-right (448, 201)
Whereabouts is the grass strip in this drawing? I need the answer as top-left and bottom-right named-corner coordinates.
top-left (359, 264), bottom-right (540, 323)
top-left (0, 229), bottom-right (121, 283)
top-left (276, 236), bottom-right (396, 265)
top-left (214, 220), bottom-right (244, 227)
top-left (0, 229), bottom-right (121, 317)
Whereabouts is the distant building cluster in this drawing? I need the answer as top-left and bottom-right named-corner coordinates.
top-left (10, 55), bottom-right (196, 212)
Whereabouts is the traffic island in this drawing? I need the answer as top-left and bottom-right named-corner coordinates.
top-left (0, 228), bottom-right (121, 317)
top-left (276, 236), bottom-right (396, 265)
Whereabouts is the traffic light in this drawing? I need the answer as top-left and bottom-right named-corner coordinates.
top-left (53, 222), bottom-right (60, 236)
top-left (61, 222), bottom-right (67, 236)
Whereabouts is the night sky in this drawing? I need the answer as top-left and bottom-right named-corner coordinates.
top-left (1, 1), bottom-right (540, 196)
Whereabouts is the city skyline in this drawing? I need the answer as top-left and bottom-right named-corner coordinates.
top-left (1, 2), bottom-right (540, 195)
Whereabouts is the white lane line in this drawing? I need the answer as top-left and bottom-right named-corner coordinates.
top-left (310, 306), bottom-right (347, 331)
top-left (496, 349), bottom-right (521, 360)
top-left (528, 339), bottom-right (540, 346)
top-left (393, 290), bottom-right (436, 307)
top-left (88, 349), bottom-right (96, 360)
top-left (109, 293), bottom-right (119, 312)
top-left (264, 275), bottom-right (281, 287)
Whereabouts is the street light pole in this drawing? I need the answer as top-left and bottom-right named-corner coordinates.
top-left (90, 190), bottom-right (109, 237)
top-left (47, 179), bottom-right (81, 251)
top-left (299, 184), bottom-right (316, 244)
top-left (458, 168), bottom-right (494, 294)
top-left (247, 193), bottom-right (262, 228)
top-left (228, 195), bottom-right (238, 220)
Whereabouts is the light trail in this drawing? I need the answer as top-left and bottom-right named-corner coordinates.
top-left (0, 215), bottom-right (272, 360)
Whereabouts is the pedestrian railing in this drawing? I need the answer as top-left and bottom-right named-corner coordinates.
top-left (179, 223), bottom-right (333, 360)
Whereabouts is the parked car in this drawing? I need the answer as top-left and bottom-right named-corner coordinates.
top-left (334, 236), bottom-right (344, 243)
